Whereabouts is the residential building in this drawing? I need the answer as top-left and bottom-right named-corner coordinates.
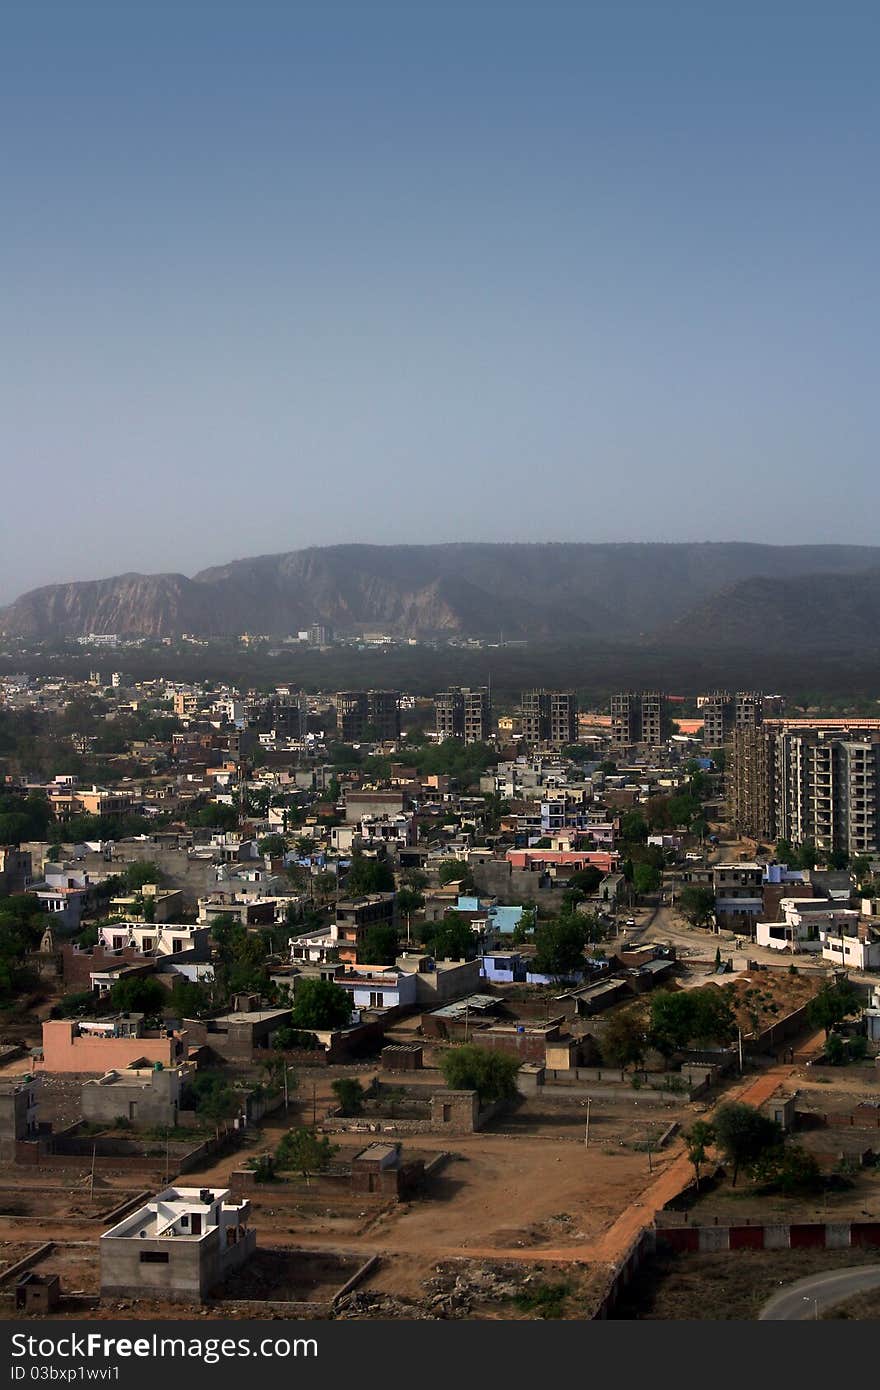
top-left (464, 686), bottom-right (492, 744)
top-left (520, 690), bottom-right (578, 749)
top-left (333, 894), bottom-right (396, 965)
top-left (0, 846), bottom-right (32, 895)
top-left (712, 862), bottom-right (764, 934)
top-left (434, 687), bottom-right (465, 740)
top-left (100, 1186), bottom-right (255, 1302)
top-left (37, 1016), bottom-right (190, 1074)
top-left (335, 690), bottom-right (400, 742)
top-left (435, 686), bottom-right (491, 743)
top-left (0, 1075), bottom-right (39, 1160)
top-left (82, 1063), bottom-right (195, 1127)
top-left (732, 720), bottom-right (880, 856)
top-left (610, 691), bottom-right (668, 749)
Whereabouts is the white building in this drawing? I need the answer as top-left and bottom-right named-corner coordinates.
top-left (100, 1186), bottom-right (255, 1302)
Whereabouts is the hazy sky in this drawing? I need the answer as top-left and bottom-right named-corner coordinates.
top-left (2, 1), bottom-right (878, 603)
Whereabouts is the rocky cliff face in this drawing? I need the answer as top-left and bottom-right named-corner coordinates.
top-left (3, 541), bottom-right (880, 643)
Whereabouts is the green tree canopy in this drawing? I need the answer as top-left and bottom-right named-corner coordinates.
top-left (421, 911), bottom-right (478, 961)
top-left (531, 916), bottom-right (588, 979)
top-left (806, 979), bottom-right (861, 1039)
top-left (275, 1127), bottom-right (338, 1182)
top-left (438, 1044), bottom-right (520, 1104)
top-left (601, 1007), bottom-right (647, 1071)
top-left (344, 852), bottom-right (395, 895)
top-left (678, 885), bottom-right (715, 928)
top-left (108, 975), bottom-right (168, 1016)
top-left (360, 922), bottom-right (400, 966)
top-left (713, 1101), bottom-right (782, 1186)
top-left (289, 977), bottom-right (353, 1031)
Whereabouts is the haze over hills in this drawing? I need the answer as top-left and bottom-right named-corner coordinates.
top-left (2, 542), bottom-right (880, 647)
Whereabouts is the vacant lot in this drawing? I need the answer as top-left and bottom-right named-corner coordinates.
top-left (613, 1245), bottom-right (880, 1319)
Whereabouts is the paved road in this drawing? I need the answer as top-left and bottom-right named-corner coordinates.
top-left (759, 1265), bottom-right (880, 1320)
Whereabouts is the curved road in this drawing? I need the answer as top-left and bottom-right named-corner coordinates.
top-left (759, 1265), bottom-right (880, 1320)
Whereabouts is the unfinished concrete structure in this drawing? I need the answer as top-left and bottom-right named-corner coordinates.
top-left (82, 1062), bottom-right (195, 1127)
top-left (0, 1074), bottom-right (39, 1160)
top-left (100, 1186), bottom-right (255, 1302)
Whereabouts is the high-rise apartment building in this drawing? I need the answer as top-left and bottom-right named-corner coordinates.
top-left (434, 687), bottom-right (491, 744)
top-left (435, 688), bottom-right (465, 741)
top-left (367, 690), bottom-right (401, 742)
top-left (731, 719), bottom-right (880, 856)
top-left (463, 687), bottom-right (492, 744)
top-left (520, 690), bottom-right (578, 749)
top-left (611, 692), bottom-right (668, 750)
top-left (548, 690), bottom-right (578, 749)
top-left (335, 691), bottom-right (400, 742)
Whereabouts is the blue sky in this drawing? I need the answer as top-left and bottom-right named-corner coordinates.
top-left (1, 1), bottom-right (878, 601)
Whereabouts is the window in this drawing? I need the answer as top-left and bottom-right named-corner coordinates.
top-left (139, 1251), bottom-right (169, 1264)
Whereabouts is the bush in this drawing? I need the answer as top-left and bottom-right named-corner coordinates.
top-left (331, 1077), bottom-right (365, 1116)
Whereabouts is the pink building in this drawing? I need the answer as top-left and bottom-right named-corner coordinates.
top-left (506, 850), bottom-right (618, 874)
top-left (37, 1018), bottom-right (189, 1074)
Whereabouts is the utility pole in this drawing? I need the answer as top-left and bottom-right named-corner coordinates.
top-left (647, 1143), bottom-right (653, 1174)
top-left (584, 1097), bottom-right (592, 1148)
top-left (283, 1066), bottom-right (289, 1111)
top-left (737, 1027), bottom-right (744, 1074)
top-left (312, 1081), bottom-right (317, 1127)
top-left (89, 1143), bottom-right (96, 1202)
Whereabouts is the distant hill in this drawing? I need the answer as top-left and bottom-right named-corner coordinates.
top-left (664, 567), bottom-right (880, 650)
top-left (3, 541), bottom-right (880, 644)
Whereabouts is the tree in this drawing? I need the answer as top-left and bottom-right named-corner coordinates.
top-left (601, 1007), bottom-right (647, 1071)
top-left (806, 980), bottom-right (860, 1039)
top-left (689, 987), bottom-right (736, 1046)
top-left (684, 1120), bottom-right (716, 1191)
top-left (258, 834), bottom-right (288, 857)
top-left (531, 917), bottom-right (587, 979)
top-left (423, 911), bottom-right (478, 961)
top-left (438, 859), bottom-right (474, 887)
top-left (567, 866), bottom-right (604, 895)
top-left (619, 810), bottom-right (648, 844)
top-left (713, 1102), bottom-right (782, 1186)
top-left (211, 918), bottom-right (270, 1000)
top-left (108, 975), bottom-right (167, 1016)
top-left (678, 885), bottom-right (715, 928)
top-left (189, 1072), bottom-right (240, 1132)
top-left (168, 976), bottom-right (213, 1019)
top-left (289, 977), bottom-right (353, 1031)
top-left (751, 1143), bottom-right (822, 1195)
top-left (648, 991), bottom-right (697, 1058)
top-left (633, 862), bottom-right (661, 897)
top-left (344, 852), bottom-right (395, 895)
top-left (511, 906), bottom-right (536, 945)
top-left (275, 1127), bottom-right (338, 1184)
top-left (396, 885), bottom-right (424, 941)
top-left (361, 922), bottom-right (399, 966)
top-left (823, 1032), bottom-right (846, 1065)
top-left (331, 1078), bottom-right (365, 1116)
top-left (122, 861), bottom-right (163, 891)
top-left (649, 987), bottom-right (735, 1058)
top-left (439, 1044), bottom-right (520, 1104)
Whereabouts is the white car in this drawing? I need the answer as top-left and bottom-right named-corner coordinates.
top-left (624, 917), bottom-right (636, 927)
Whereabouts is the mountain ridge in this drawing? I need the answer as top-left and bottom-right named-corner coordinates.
top-left (2, 541), bottom-right (880, 646)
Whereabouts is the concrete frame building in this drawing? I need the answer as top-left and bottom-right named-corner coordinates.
top-left (100, 1186), bottom-right (255, 1302)
top-left (732, 720), bottom-right (880, 856)
top-left (611, 691), bottom-right (668, 750)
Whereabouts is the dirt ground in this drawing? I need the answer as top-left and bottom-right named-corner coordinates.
top-left (613, 1244), bottom-right (880, 1320)
top-left (217, 1248), bottom-right (363, 1303)
top-left (724, 970), bottom-right (821, 1036)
